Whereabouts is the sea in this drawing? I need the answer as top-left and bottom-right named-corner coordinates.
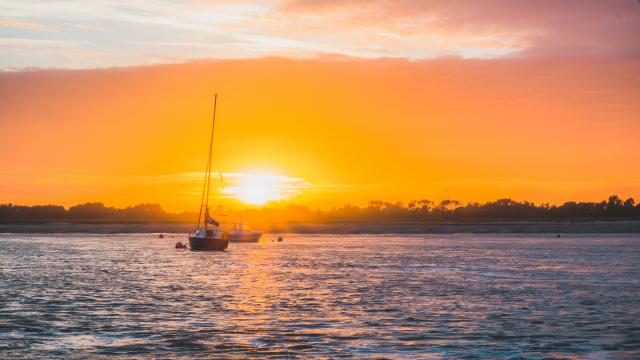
top-left (1, 233), bottom-right (639, 359)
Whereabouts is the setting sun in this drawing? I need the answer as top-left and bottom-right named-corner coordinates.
top-left (221, 172), bottom-right (308, 206)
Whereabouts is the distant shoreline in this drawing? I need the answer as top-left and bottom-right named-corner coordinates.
top-left (1, 221), bottom-right (640, 234)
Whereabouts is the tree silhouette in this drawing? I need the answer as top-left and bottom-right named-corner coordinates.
top-left (1, 195), bottom-right (639, 223)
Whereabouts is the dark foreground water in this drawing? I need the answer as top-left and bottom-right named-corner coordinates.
top-left (1, 234), bottom-right (639, 359)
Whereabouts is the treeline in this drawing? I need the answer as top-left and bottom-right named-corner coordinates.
top-left (1, 195), bottom-right (639, 223)
top-left (0, 203), bottom-right (195, 223)
top-left (319, 195), bottom-right (639, 222)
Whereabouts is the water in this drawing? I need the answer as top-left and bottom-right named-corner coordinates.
top-left (1, 234), bottom-right (639, 359)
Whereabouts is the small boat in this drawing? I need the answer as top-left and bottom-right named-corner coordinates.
top-left (230, 222), bottom-right (262, 242)
top-left (188, 94), bottom-right (230, 251)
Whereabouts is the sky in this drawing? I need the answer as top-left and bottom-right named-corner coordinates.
top-left (1, 0), bottom-right (639, 211)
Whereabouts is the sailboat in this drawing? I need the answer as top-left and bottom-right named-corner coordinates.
top-left (230, 221), bottom-right (262, 242)
top-left (188, 94), bottom-right (231, 251)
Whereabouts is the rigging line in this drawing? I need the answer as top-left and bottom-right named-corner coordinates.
top-left (195, 94), bottom-right (217, 231)
top-left (195, 151), bottom-right (209, 231)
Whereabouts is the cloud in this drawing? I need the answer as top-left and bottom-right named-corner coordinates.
top-left (0, 19), bottom-right (59, 33)
top-left (0, 1), bottom-right (639, 68)
top-left (64, 23), bottom-right (104, 32)
top-left (283, 0), bottom-right (640, 58)
top-left (0, 168), bottom-right (311, 208)
top-left (0, 38), bottom-right (81, 48)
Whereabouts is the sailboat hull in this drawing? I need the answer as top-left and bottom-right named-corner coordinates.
top-left (188, 236), bottom-right (229, 251)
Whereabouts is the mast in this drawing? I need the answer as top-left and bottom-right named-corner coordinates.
top-left (196, 94), bottom-right (218, 231)
top-left (205, 94), bottom-right (218, 218)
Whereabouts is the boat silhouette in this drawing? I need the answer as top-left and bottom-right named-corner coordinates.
top-left (188, 94), bottom-right (230, 251)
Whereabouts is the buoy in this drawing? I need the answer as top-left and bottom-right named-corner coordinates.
top-left (175, 241), bottom-right (187, 249)
top-left (277, 236), bottom-right (283, 242)
top-left (159, 234), bottom-right (164, 239)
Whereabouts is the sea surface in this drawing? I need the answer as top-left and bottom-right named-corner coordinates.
top-left (1, 233), bottom-right (639, 359)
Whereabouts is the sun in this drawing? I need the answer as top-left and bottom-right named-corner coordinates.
top-left (221, 172), bottom-right (307, 206)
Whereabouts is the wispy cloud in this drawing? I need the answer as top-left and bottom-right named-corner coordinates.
top-left (64, 22), bottom-right (104, 32)
top-left (0, 0), bottom-right (638, 69)
top-left (0, 18), bottom-right (59, 33)
top-left (0, 169), bottom-right (309, 195)
top-left (0, 38), bottom-right (83, 47)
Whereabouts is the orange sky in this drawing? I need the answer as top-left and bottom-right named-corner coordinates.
top-left (1, 1), bottom-right (639, 211)
top-left (1, 56), bottom-right (639, 210)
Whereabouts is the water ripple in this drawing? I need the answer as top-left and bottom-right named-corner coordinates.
top-left (1, 233), bottom-right (639, 358)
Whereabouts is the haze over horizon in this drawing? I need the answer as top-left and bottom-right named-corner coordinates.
top-left (1, 0), bottom-right (639, 211)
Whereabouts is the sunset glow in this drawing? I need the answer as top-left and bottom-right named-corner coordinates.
top-left (221, 172), bottom-right (308, 205)
top-left (0, 1), bottom-right (639, 211)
